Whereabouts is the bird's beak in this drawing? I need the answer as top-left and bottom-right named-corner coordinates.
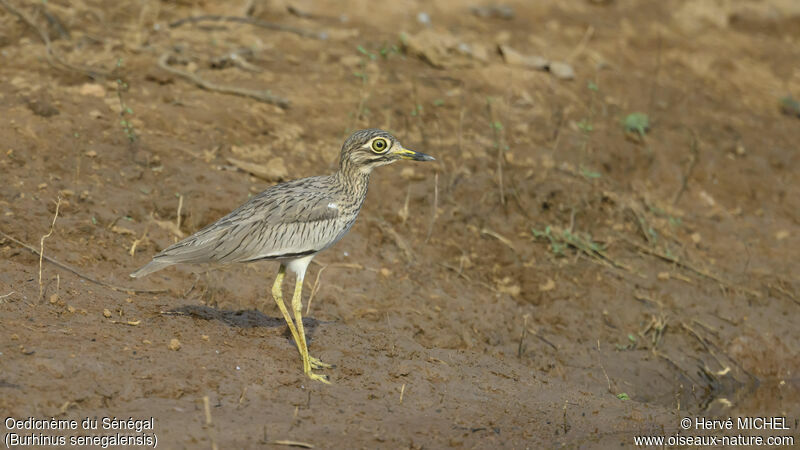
top-left (395, 146), bottom-right (435, 161)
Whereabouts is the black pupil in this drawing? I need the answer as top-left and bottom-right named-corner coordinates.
top-left (375, 140), bottom-right (385, 150)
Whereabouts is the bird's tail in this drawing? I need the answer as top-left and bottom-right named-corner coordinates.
top-left (129, 259), bottom-right (173, 278)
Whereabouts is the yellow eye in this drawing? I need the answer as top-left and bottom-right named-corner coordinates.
top-left (371, 138), bottom-right (389, 153)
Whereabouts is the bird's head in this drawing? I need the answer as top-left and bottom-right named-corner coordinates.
top-left (339, 129), bottom-right (434, 174)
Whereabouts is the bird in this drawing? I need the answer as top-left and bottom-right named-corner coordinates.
top-left (130, 129), bottom-right (435, 383)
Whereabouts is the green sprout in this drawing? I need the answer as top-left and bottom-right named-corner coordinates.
top-left (623, 112), bottom-right (650, 138)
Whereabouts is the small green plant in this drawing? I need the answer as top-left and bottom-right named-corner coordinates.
top-left (577, 119), bottom-right (593, 132)
top-left (433, 98), bottom-right (445, 107)
top-left (531, 226), bottom-right (566, 256)
top-left (356, 45), bottom-right (377, 60)
top-left (616, 393), bottom-right (630, 401)
top-left (615, 333), bottom-right (637, 351)
top-left (780, 95), bottom-right (800, 117)
top-left (623, 112), bottom-right (650, 138)
top-left (378, 42), bottom-right (400, 58)
top-left (579, 166), bottom-right (602, 179)
top-left (410, 104), bottom-right (423, 117)
top-left (115, 58), bottom-right (137, 144)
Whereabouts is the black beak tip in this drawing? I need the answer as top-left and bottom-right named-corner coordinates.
top-left (416, 153), bottom-right (436, 162)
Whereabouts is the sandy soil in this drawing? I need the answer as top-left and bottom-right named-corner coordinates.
top-left (1, 0), bottom-right (799, 448)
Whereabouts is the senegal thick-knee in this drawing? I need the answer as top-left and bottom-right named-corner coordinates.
top-left (131, 129), bottom-right (435, 383)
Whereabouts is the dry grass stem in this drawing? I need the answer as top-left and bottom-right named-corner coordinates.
top-left (176, 194), bottom-right (184, 230)
top-left (305, 265), bottom-right (328, 315)
top-left (38, 197), bottom-right (61, 301)
top-left (424, 172), bottom-right (439, 243)
top-left (202, 395), bottom-right (219, 450)
top-left (480, 228), bottom-right (514, 250)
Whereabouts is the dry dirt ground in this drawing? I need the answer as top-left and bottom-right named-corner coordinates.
top-left (1, 0), bottom-right (799, 448)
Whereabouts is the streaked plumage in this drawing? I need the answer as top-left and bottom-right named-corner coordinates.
top-left (130, 129), bottom-right (435, 383)
top-left (131, 129), bottom-right (433, 277)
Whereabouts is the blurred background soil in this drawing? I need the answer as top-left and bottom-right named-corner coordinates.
top-left (1, 0), bottom-right (798, 447)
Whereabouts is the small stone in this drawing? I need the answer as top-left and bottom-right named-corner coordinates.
top-left (103, 309), bottom-right (112, 318)
top-left (380, 268), bottom-right (391, 277)
top-left (657, 272), bottom-right (670, 280)
top-left (417, 12), bottom-right (431, 26)
top-left (539, 278), bottom-right (555, 291)
top-left (85, 150), bottom-right (98, 158)
top-left (690, 233), bottom-right (701, 243)
top-left (498, 45), bottom-right (548, 69)
top-left (79, 83), bottom-right (105, 98)
top-left (549, 61), bottom-right (575, 80)
top-left (776, 230), bottom-right (789, 240)
top-left (169, 338), bottom-right (181, 351)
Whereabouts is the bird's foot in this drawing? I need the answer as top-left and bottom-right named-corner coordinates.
top-left (305, 370), bottom-right (331, 384)
top-left (309, 355), bottom-right (334, 370)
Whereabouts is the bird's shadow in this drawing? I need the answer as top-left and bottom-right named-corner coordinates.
top-left (167, 304), bottom-right (321, 332)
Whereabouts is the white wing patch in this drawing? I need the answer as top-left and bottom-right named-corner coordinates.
top-left (327, 202), bottom-right (338, 210)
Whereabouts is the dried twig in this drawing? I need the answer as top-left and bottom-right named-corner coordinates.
top-left (480, 228), bottom-right (515, 251)
top-left (0, 0), bottom-right (108, 77)
top-left (1, 229), bottom-right (167, 295)
top-left (41, 5), bottom-right (70, 40)
top-left (623, 236), bottom-right (762, 298)
top-left (157, 52), bottom-right (290, 108)
top-left (168, 15), bottom-right (327, 40)
top-left (271, 440), bottom-right (314, 449)
top-left (0, 291), bottom-right (16, 304)
top-left (528, 327), bottom-right (557, 350)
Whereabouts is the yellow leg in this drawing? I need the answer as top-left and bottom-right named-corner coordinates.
top-left (271, 266), bottom-right (303, 355)
top-left (291, 276), bottom-right (330, 384)
top-left (271, 266), bottom-right (332, 371)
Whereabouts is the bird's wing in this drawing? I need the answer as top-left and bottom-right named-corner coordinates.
top-left (152, 177), bottom-right (343, 264)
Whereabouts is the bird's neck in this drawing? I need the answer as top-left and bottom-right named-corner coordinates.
top-left (335, 159), bottom-right (371, 199)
